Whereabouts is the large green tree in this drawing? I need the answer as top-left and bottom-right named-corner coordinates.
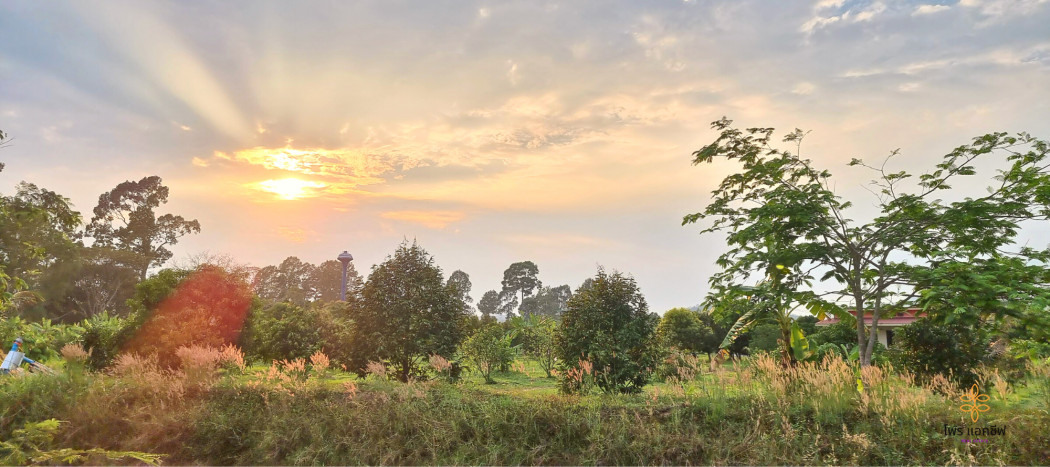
top-left (557, 268), bottom-right (659, 394)
top-left (85, 176), bottom-right (200, 279)
top-left (0, 182), bottom-right (82, 319)
top-left (476, 290), bottom-right (501, 319)
top-left (656, 307), bottom-right (713, 354)
top-left (446, 270), bottom-right (473, 302)
top-left (309, 259), bottom-right (363, 303)
top-left (0, 130), bottom-right (35, 316)
top-left (67, 247), bottom-right (143, 318)
top-left (240, 301), bottom-right (322, 363)
top-left (349, 241), bottom-right (466, 381)
top-left (685, 118), bottom-right (1050, 366)
top-left (519, 284), bottom-right (571, 319)
top-left (253, 256), bottom-right (315, 305)
top-left (477, 289), bottom-right (518, 319)
top-left (501, 261), bottom-right (540, 312)
top-left (124, 265), bottom-right (255, 367)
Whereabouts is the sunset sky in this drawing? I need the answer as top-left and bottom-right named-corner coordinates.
top-left (2, 0), bottom-right (1049, 313)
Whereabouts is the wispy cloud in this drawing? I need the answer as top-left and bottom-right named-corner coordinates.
top-left (841, 43), bottom-right (1050, 78)
top-left (801, 0), bottom-right (888, 33)
top-left (913, 4), bottom-right (950, 15)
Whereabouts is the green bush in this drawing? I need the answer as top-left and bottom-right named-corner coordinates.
top-left (795, 315), bottom-right (819, 335)
top-left (813, 342), bottom-right (849, 361)
top-left (656, 307), bottom-right (713, 354)
top-left (507, 315), bottom-right (558, 377)
top-left (886, 318), bottom-right (988, 387)
top-left (0, 418), bottom-right (162, 466)
top-left (1011, 338), bottom-right (1050, 361)
top-left (809, 320), bottom-right (857, 348)
top-left (459, 324), bottom-right (515, 383)
top-left (557, 269), bottom-right (659, 394)
top-left (0, 375), bottom-right (67, 436)
top-left (124, 268), bottom-right (192, 325)
top-left (80, 312), bottom-right (135, 370)
top-left (240, 302), bottom-right (321, 364)
top-left (312, 300), bottom-right (356, 366)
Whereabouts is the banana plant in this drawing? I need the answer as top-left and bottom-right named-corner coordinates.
top-left (714, 263), bottom-right (853, 366)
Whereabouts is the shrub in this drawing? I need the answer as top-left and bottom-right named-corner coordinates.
top-left (459, 324), bottom-right (514, 383)
top-left (886, 318), bottom-right (989, 387)
top-left (80, 312), bottom-right (134, 370)
top-left (795, 315), bottom-right (819, 335)
top-left (655, 347), bottom-right (703, 382)
top-left (809, 320), bottom-right (857, 348)
top-left (365, 361), bottom-right (387, 379)
top-left (557, 268), bottom-right (659, 394)
top-left (1010, 338), bottom-right (1050, 362)
top-left (312, 300), bottom-right (355, 366)
top-left (813, 342), bottom-right (849, 361)
top-left (124, 266), bottom-right (255, 367)
top-left (508, 315), bottom-right (558, 377)
top-left (124, 268), bottom-right (192, 322)
top-left (60, 343), bottom-right (90, 363)
top-left (240, 302), bottom-right (322, 364)
top-left (0, 419), bottom-right (162, 466)
top-left (656, 307), bottom-right (713, 354)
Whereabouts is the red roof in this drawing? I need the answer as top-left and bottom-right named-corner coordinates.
top-left (817, 308), bottom-right (925, 326)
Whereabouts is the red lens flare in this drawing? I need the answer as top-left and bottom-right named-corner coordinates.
top-left (123, 266), bottom-right (254, 367)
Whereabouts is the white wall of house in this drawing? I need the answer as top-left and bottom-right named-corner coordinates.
top-left (877, 328), bottom-right (889, 347)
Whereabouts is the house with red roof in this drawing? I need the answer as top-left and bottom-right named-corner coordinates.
top-left (815, 308), bottom-right (925, 347)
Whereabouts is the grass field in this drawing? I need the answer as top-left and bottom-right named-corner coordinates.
top-left (2, 352), bottom-right (1049, 465)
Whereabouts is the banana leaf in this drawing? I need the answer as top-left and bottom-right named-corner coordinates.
top-left (789, 321), bottom-right (811, 361)
top-left (718, 308), bottom-right (758, 350)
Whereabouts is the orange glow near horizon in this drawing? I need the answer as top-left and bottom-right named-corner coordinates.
top-left (256, 178), bottom-right (327, 200)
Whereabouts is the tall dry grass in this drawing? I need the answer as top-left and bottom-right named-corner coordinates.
top-left (365, 360), bottom-right (388, 379)
top-left (60, 343), bottom-right (90, 363)
top-left (7, 346), bottom-right (1049, 465)
top-left (310, 351), bottom-right (331, 377)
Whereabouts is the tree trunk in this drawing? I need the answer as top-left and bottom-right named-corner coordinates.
top-left (779, 324), bottom-right (793, 368)
top-left (863, 308), bottom-right (881, 367)
top-left (854, 292), bottom-right (868, 367)
top-left (860, 283), bottom-right (885, 367)
top-left (398, 357), bottom-right (411, 382)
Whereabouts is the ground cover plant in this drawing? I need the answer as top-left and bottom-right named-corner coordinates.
top-left (2, 342), bottom-right (1049, 466)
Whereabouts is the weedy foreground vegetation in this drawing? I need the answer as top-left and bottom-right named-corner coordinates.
top-left (2, 345), bottom-right (1049, 466)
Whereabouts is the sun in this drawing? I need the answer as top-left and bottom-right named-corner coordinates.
top-left (256, 178), bottom-right (327, 200)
